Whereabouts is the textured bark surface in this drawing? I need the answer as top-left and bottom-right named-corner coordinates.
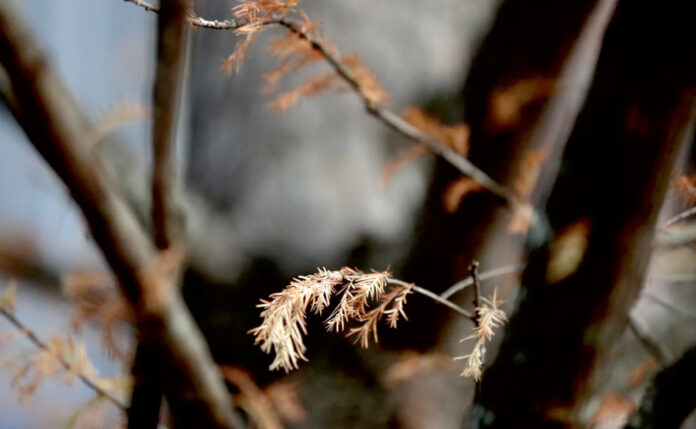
top-left (472, 0), bottom-right (696, 426)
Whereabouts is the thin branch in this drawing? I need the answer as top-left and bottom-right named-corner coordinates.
top-left (123, 0), bottom-right (520, 208)
top-left (628, 315), bottom-right (668, 366)
top-left (0, 307), bottom-right (127, 410)
top-left (0, 3), bottom-right (243, 427)
top-left (659, 206), bottom-right (696, 230)
top-left (386, 278), bottom-right (475, 320)
top-left (469, 261), bottom-right (481, 314)
top-left (440, 264), bottom-right (524, 300)
top-left (132, 0), bottom-right (189, 424)
top-left (124, 0), bottom-right (242, 30)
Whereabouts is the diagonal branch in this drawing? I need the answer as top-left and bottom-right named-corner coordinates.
top-left (0, 303), bottom-right (127, 410)
top-left (123, 0), bottom-right (521, 209)
top-left (0, 2), bottom-right (244, 428)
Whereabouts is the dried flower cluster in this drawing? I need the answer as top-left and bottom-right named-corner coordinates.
top-left (454, 289), bottom-right (507, 381)
top-left (249, 267), bottom-right (412, 372)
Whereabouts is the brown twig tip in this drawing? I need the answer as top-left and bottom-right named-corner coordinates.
top-left (455, 288), bottom-right (508, 381)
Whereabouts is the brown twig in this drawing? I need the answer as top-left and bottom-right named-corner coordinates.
top-left (658, 206), bottom-right (696, 230)
top-left (440, 264), bottom-right (524, 300)
top-left (122, 0), bottom-right (521, 209)
top-left (386, 278), bottom-right (474, 320)
top-left (0, 3), bottom-right (243, 428)
top-left (0, 307), bottom-right (127, 410)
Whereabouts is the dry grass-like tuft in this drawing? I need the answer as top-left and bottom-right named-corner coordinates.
top-left (249, 267), bottom-right (410, 372)
top-left (454, 288), bottom-right (507, 381)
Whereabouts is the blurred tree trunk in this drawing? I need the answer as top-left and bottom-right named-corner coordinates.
top-left (401, 0), bottom-right (612, 345)
top-left (472, 0), bottom-right (696, 426)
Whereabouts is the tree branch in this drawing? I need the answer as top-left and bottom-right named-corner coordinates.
top-left (0, 2), bottom-right (244, 428)
top-left (130, 0), bottom-right (189, 425)
top-left (0, 304), bottom-right (127, 410)
top-left (123, 0), bottom-right (521, 210)
top-left (625, 345), bottom-right (696, 429)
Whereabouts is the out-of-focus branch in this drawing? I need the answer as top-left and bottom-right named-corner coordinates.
top-left (123, 0), bottom-right (521, 209)
top-left (0, 3), bottom-right (243, 428)
top-left (138, 0), bottom-right (189, 420)
top-left (130, 0), bottom-right (189, 425)
top-left (0, 299), bottom-right (127, 410)
top-left (151, 0), bottom-right (187, 250)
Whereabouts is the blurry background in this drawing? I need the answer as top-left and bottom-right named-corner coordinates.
top-left (1, 0), bottom-right (695, 428)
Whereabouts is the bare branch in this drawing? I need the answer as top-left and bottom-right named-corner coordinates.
top-left (440, 264), bottom-right (524, 300)
top-left (0, 3), bottom-right (243, 428)
top-left (151, 0), bottom-right (187, 250)
top-left (0, 306), bottom-right (127, 410)
top-left (122, 0), bottom-right (521, 209)
top-left (386, 278), bottom-right (474, 320)
top-left (659, 206), bottom-right (696, 230)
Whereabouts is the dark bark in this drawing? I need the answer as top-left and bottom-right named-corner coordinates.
top-left (625, 345), bottom-right (696, 429)
top-left (401, 0), bottom-right (608, 347)
top-left (472, 0), bottom-right (696, 426)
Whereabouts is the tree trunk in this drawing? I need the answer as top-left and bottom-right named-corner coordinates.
top-left (472, 0), bottom-right (696, 426)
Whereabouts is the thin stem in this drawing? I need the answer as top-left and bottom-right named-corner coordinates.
top-left (469, 261), bottom-right (481, 316)
top-left (0, 308), bottom-right (127, 410)
top-left (659, 206), bottom-right (696, 230)
top-left (387, 278), bottom-right (475, 320)
top-left (440, 264), bottom-right (525, 300)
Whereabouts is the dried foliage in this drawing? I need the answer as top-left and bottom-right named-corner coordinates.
top-left (487, 77), bottom-right (556, 131)
top-left (382, 108), bottom-right (470, 187)
top-left (218, 0), bottom-right (388, 111)
top-left (251, 268), bottom-right (505, 381)
top-left (249, 267), bottom-right (402, 372)
top-left (0, 283), bottom-right (127, 409)
top-left (62, 272), bottom-right (132, 361)
top-left (264, 380), bottom-right (307, 424)
top-left (674, 174), bottom-right (696, 206)
top-left (220, 365), bottom-right (285, 429)
top-left (381, 351), bottom-right (455, 387)
top-left (89, 100), bottom-right (148, 146)
top-left (443, 177), bottom-right (485, 213)
top-left (454, 289), bottom-right (507, 381)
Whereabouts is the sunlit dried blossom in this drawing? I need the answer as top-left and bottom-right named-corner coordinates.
top-left (347, 284), bottom-right (411, 348)
top-left (455, 340), bottom-right (485, 381)
top-left (454, 288), bottom-right (507, 381)
top-left (249, 267), bottom-right (394, 372)
top-left (474, 288), bottom-right (507, 341)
